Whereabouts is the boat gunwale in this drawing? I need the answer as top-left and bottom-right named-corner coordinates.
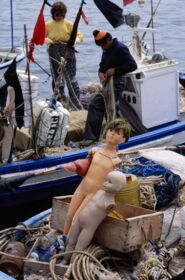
top-left (0, 47), bottom-right (25, 70)
top-left (0, 117), bottom-right (185, 175)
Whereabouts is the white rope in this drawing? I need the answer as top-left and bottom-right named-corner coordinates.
top-left (49, 244), bottom-right (122, 280)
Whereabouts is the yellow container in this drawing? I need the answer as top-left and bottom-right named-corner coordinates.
top-left (115, 174), bottom-right (140, 206)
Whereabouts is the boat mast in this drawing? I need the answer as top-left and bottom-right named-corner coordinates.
top-left (151, 0), bottom-right (155, 52)
top-left (10, 0), bottom-right (14, 50)
top-left (24, 24), bottom-right (36, 152)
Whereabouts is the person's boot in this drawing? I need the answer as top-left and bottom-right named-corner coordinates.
top-left (79, 139), bottom-right (97, 147)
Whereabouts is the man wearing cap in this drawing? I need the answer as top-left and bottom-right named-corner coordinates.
top-left (80, 30), bottom-right (137, 146)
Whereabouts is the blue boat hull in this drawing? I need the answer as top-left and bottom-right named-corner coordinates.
top-left (179, 72), bottom-right (185, 88)
top-left (0, 171), bottom-right (81, 229)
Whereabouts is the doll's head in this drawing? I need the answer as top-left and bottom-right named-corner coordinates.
top-left (103, 171), bottom-right (126, 193)
top-left (106, 118), bottom-right (131, 143)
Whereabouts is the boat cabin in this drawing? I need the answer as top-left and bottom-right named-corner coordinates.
top-left (124, 59), bottom-right (179, 129)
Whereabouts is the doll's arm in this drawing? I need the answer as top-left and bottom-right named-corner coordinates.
top-left (87, 147), bottom-right (98, 158)
top-left (106, 203), bottom-right (116, 213)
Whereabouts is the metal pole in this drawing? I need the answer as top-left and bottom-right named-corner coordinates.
top-left (10, 0), bottom-right (14, 50)
top-left (151, 0), bottom-right (155, 52)
top-left (24, 24), bottom-right (36, 152)
top-left (141, 0), bottom-right (162, 41)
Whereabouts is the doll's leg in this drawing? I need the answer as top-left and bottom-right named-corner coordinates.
top-left (73, 192), bottom-right (95, 220)
top-left (70, 227), bottom-right (95, 263)
top-left (63, 220), bottom-right (80, 264)
top-left (63, 188), bottom-right (84, 235)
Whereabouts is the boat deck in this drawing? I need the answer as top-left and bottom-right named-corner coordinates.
top-left (0, 51), bottom-right (17, 61)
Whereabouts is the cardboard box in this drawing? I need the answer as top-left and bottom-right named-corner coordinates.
top-left (51, 195), bottom-right (163, 253)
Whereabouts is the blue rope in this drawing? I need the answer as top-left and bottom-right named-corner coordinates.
top-left (154, 172), bottom-right (180, 209)
top-left (119, 156), bottom-right (181, 209)
top-left (120, 156), bottom-right (167, 177)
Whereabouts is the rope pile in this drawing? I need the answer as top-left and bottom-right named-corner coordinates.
top-left (136, 258), bottom-right (171, 280)
top-left (138, 176), bottom-right (163, 210)
top-left (49, 244), bottom-right (122, 280)
top-left (0, 224), bottom-right (50, 252)
top-left (120, 158), bottom-right (167, 177)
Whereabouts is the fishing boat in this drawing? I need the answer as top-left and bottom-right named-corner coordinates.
top-left (0, 0), bottom-right (25, 80)
top-left (0, 47), bottom-right (25, 80)
top-left (1, 2), bottom-right (185, 227)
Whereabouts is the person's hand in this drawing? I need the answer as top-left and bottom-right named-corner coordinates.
top-left (98, 72), bottom-right (106, 84)
top-left (105, 68), bottom-right (115, 77)
top-left (45, 37), bottom-right (54, 45)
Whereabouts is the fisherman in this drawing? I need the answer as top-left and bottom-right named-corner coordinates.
top-left (80, 30), bottom-right (137, 147)
top-left (45, 1), bottom-right (83, 109)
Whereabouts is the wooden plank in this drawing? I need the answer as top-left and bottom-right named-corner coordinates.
top-left (51, 195), bottom-right (71, 232)
top-left (94, 211), bottom-right (163, 252)
top-left (24, 260), bottom-right (67, 275)
top-left (94, 217), bottom-right (129, 252)
top-left (124, 213), bottom-right (163, 251)
top-left (115, 201), bottom-right (155, 219)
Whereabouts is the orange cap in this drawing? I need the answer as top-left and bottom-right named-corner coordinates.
top-left (94, 31), bottom-right (107, 41)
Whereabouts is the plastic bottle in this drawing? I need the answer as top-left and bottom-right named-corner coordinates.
top-left (56, 234), bottom-right (65, 252)
top-left (48, 234), bottom-right (65, 257)
top-left (38, 234), bottom-right (65, 262)
top-left (39, 229), bottom-right (59, 248)
top-left (29, 250), bottom-right (40, 261)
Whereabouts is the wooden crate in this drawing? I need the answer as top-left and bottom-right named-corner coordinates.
top-left (51, 195), bottom-right (164, 253)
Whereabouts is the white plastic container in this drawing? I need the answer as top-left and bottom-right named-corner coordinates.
top-left (17, 70), bottom-right (39, 128)
top-left (33, 100), bottom-right (70, 147)
top-left (123, 59), bottom-right (179, 128)
top-left (17, 70), bottom-right (39, 93)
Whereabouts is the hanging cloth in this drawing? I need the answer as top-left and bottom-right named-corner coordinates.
top-left (28, 0), bottom-right (52, 62)
top-left (93, 0), bottom-right (124, 28)
top-left (118, 97), bottom-right (147, 135)
top-left (4, 58), bottom-right (24, 128)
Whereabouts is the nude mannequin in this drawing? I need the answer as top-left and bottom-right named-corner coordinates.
top-left (63, 170), bottom-right (127, 264)
top-left (63, 118), bottom-right (131, 236)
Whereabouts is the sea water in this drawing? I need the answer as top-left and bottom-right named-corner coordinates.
top-left (1, 0), bottom-right (185, 99)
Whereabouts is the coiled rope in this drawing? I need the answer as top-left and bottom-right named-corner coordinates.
top-left (0, 225), bottom-right (50, 260)
top-left (49, 244), bottom-right (122, 280)
top-left (138, 176), bottom-right (163, 210)
top-left (136, 258), bottom-right (172, 280)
